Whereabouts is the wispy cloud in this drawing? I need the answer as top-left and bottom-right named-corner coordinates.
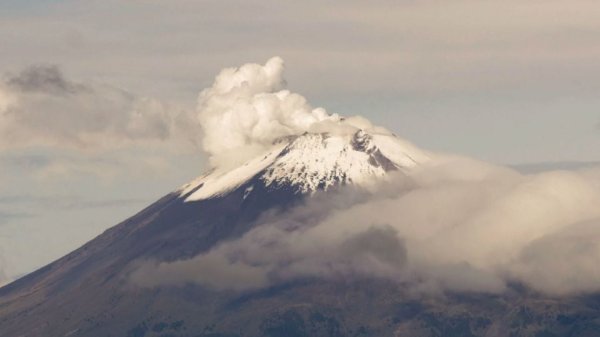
top-left (0, 194), bottom-right (149, 211)
top-left (0, 211), bottom-right (33, 225)
top-left (0, 64), bottom-right (199, 151)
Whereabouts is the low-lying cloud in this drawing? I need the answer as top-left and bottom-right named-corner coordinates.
top-left (133, 160), bottom-right (600, 295)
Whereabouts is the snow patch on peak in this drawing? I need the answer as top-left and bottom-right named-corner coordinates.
top-left (263, 132), bottom-right (392, 193)
top-left (181, 143), bottom-right (286, 201)
top-left (181, 130), bottom-right (429, 202)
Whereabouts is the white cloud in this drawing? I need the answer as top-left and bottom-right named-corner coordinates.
top-left (0, 65), bottom-right (198, 151)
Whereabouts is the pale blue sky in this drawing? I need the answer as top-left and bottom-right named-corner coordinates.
top-left (0, 0), bottom-right (599, 283)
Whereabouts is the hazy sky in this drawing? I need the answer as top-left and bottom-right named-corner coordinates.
top-left (1, 0), bottom-right (599, 283)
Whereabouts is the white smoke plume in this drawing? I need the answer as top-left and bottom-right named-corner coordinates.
top-left (196, 57), bottom-right (387, 168)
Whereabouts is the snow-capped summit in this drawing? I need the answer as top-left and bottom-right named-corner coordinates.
top-left (180, 129), bottom-right (429, 202)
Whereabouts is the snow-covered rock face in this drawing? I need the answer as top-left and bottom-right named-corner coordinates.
top-left (180, 130), bottom-right (429, 202)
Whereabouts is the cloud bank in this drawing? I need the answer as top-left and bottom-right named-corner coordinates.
top-left (134, 161), bottom-right (600, 295)
top-left (0, 65), bottom-right (196, 150)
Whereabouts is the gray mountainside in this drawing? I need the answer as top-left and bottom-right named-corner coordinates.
top-left (1, 132), bottom-right (600, 337)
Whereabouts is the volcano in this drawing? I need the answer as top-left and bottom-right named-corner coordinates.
top-left (1, 128), bottom-right (600, 337)
top-left (2, 128), bottom-right (600, 337)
